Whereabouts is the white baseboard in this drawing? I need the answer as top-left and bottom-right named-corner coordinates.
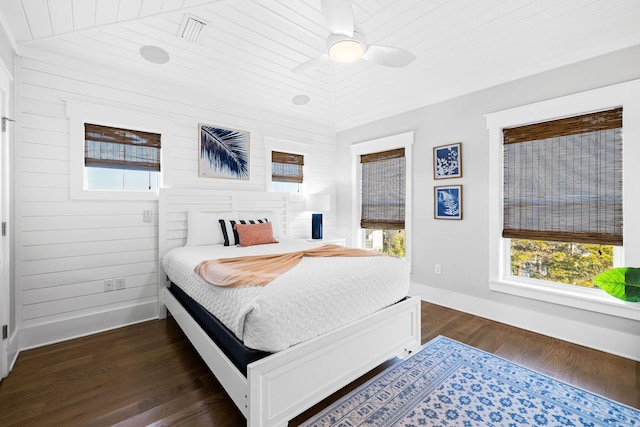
top-left (410, 282), bottom-right (640, 362)
top-left (17, 301), bottom-right (159, 352)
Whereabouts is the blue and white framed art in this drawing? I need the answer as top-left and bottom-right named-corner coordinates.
top-left (434, 185), bottom-right (462, 220)
top-left (198, 123), bottom-right (250, 179)
top-left (433, 142), bottom-right (462, 179)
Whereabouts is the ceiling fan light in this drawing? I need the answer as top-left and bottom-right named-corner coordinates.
top-left (328, 39), bottom-right (364, 63)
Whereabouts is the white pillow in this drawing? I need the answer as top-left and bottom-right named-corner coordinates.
top-left (236, 211), bottom-right (283, 239)
top-left (186, 211), bottom-right (234, 246)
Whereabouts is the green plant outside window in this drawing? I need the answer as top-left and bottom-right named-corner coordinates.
top-left (510, 239), bottom-right (613, 288)
top-left (365, 229), bottom-right (405, 257)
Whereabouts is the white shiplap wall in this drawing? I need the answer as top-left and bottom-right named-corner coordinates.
top-left (15, 51), bottom-right (336, 348)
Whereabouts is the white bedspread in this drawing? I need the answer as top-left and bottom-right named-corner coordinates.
top-left (161, 239), bottom-right (410, 352)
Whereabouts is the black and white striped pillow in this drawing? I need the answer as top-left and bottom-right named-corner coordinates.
top-left (219, 218), bottom-right (270, 246)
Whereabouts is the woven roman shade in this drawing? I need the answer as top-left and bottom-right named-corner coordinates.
top-left (502, 107), bottom-right (623, 246)
top-left (85, 123), bottom-right (161, 171)
top-left (360, 148), bottom-right (405, 229)
top-left (272, 151), bottom-right (304, 183)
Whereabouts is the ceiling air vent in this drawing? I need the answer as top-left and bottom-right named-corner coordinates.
top-left (178, 14), bottom-right (207, 43)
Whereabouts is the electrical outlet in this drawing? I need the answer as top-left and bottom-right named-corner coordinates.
top-left (115, 277), bottom-right (126, 290)
top-left (434, 264), bottom-right (442, 275)
top-left (143, 210), bottom-right (152, 223)
top-left (104, 279), bottom-right (115, 292)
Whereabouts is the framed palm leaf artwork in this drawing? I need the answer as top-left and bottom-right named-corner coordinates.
top-left (434, 185), bottom-right (462, 220)
top-left (198, 124), bottom-right (250, 179)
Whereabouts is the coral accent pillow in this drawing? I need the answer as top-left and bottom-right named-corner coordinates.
top-left (234, 222), bottom-right (278, 247)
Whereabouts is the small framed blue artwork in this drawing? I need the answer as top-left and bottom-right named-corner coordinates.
top-left (433, 142), bottom-right (462, 179)
top-left (434, 185), bottom-right (462, 220)
top-left (198, 123), bottom-right (250, 179)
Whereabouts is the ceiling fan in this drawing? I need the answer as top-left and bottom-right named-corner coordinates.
top-left (293, 0), bottom-right (416, 73)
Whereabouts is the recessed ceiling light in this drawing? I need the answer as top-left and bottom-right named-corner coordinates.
top-left (292, 95), bottom-right (310, 105)
top-left (140, 45), bottom-right (170, 64)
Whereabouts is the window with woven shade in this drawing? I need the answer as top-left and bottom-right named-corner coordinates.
top-left (360, 148), bottom-right (405, 230)
top-left (84, 123), bottom-right (161, 191)
top-left (85, 123), bottom-right (161, 171)
top-left (503, 107), bottom-right (623, 247)
top-left (271, 151), bottom-right (303, 183)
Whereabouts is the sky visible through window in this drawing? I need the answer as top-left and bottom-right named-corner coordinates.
top-left (87, 167), bottom-right (158, 191)
top-left (271, 181), bottom-right (300, 194)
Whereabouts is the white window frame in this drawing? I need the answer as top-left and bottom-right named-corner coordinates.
top-left (486, 80), bottom-right (640, 321)
top-left (66, 99), bottom-right (173, 200)
top-left (350, 131), bottom-right (414, 265)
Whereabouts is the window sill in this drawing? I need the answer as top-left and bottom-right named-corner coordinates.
top-left (489, 278), bottom-right (640, 321)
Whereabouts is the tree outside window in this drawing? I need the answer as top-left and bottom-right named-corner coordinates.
top-left (510, 240), bottom-right (613, 288)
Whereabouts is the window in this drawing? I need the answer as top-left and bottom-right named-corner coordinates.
top-left (84, 123), bottom-right (160, 191)
top-left (66, 99), bottom-right (171, 200)
top-left (271, 151), bottom-right (303, 193)
top-left (351, 132), bottom-right (413, 261)
top-left (360, 148), bottom-right (405, 229)
top-left (503, 108), bottom-right (622, 288)
top-left (486, 79), bottom-right (640, 320)
top-left (360, 148), bottom-right (406, 256)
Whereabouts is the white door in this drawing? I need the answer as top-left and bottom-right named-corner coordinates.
top-left (0, 76), bottom-right (9, 381)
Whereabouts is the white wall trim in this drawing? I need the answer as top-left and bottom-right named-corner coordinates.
top-left (7, 329), bottom-right (18, 373)
top-left (0, 10), bottom-right (19, 56)
top-left (490, 278), bottom-right (640, 321)
top-left (65, 98), bottom-right (175, 200)
top-left (0, 51), bottom-right (11, 380)
top-left (485, 79), bottom-right (640, 317)
top-left (13, 56), bottom-right (24, 341)
top-left (410, 282), bottom-right (640, 362)
top-left (17, 301), bottom-right (158, 351)
top-left (0, 56), bottom-right (12, 90)
top-left (350, 131), bottom-right (414, 264)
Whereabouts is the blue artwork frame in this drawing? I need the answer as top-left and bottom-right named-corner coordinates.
top-left (198, 123), bottom-right (250, 179)
top-left (433, 142), bottom-right (462, 179)
top-left (434, 185), bottom-right (462, 220)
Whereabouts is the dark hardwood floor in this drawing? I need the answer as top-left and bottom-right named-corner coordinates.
top-left (0, 301), bottom-right (637, 426)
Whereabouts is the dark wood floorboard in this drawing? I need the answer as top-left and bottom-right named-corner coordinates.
top-left (0, 301), bottom-right (637, 426)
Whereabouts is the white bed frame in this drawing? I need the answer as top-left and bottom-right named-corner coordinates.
top-left (158, 188), bottom-right (421, 426)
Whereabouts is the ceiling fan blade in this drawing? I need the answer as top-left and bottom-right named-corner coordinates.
top-left (362, 45), bottom-right (416, 68)
top-left (321, 0), bottom-right (354, 36)
top-left (293, 53), bottom-right (331, 74)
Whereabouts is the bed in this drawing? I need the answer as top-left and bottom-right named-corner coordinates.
top-left (158, 189), bottom-right (421, 427)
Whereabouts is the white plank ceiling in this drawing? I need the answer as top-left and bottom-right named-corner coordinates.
top-left (1, 0), bottom-right (639, 131)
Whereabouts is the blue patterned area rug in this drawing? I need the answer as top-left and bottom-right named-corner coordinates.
top-left (303, 336), bottom-right (639, 427)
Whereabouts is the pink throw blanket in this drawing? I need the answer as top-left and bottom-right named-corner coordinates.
top-left (195, 244), bottom-right (385, 288)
